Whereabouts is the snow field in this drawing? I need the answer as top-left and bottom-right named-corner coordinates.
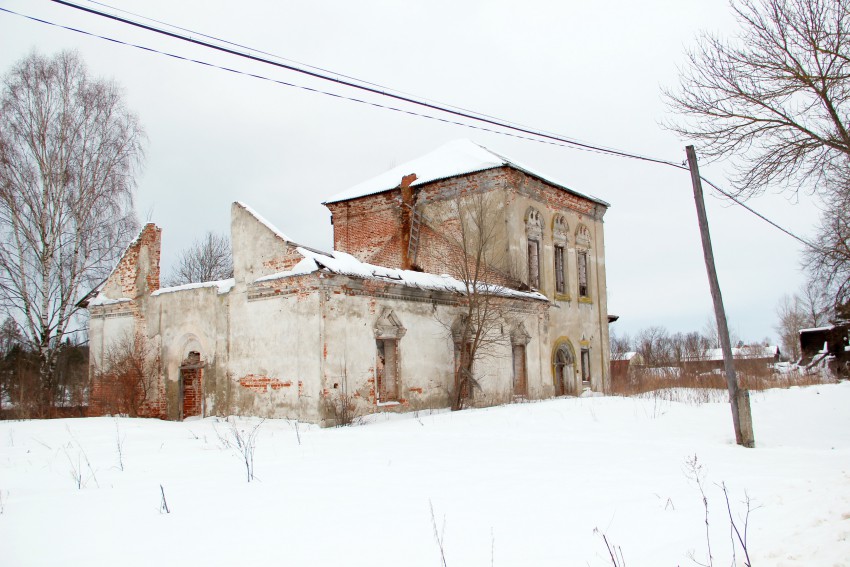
top-left (1, 383), bottom-right (849, 566)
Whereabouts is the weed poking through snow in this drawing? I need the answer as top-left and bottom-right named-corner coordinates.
top-left (215, 417), bottom-right (264, 482)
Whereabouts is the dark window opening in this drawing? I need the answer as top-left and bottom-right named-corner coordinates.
top-left (581, 348), bottom-right (591, 389)
top-left (512, 344), bottom-right (527, 397)
top-left (578, 251), bottom-right (589, 297)
top-left (376, 339), bottom-right (399, 402)
top-left (528, 239), bottom-right (540, 289)
top-left (554, 245), bottom-right (565, 294)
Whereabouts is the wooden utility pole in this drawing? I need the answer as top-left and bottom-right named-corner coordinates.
top-left (686, 145), bottom-right (755, 448)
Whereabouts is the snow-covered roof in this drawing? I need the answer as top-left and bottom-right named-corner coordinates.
top-left (256, 247), bottom-right (548, 302)
top-left (703, 345), bottom-right (779, 361)
top-left (799, 325), bottom-right (834, 334)
top-left (323, 139), bottom-right (610, 207)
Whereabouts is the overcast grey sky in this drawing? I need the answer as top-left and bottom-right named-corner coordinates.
top-left (0, 0), bottom-right (823, 342)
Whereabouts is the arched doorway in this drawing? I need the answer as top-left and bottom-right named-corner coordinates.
top-left (179, 351), bottom-right (203, 420)
top-left (553, 343), bottom-right (575, 396)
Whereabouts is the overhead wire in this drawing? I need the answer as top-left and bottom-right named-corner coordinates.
top-left (44, 0), bottom-right (687, 168)
top-left (0, 1), bottom-right (818, 250)
top-left (77, 0), bottom-right (558, 136)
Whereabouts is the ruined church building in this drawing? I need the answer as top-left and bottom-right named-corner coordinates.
top-left (86, 140), bottom-right (612, 425)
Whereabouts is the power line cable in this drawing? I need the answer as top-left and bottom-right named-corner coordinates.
top-left (46, 0), bottom-right (682, 168)
top-left (0, 2), bottom-right (817, 250)
top-left (0, 4), bottom-right (663, 165)
top-left (77, 0), bottom-right (558, 136)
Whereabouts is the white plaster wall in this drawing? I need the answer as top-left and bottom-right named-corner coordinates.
top-left (149, 287), bottom-right (225, 419)
top-left (88, 311), bottom-right (136, 374)
top-left (226, 287), bottom-right (323, 422)
top-left (319, 281), bottom-right (547, 421)
top-left (502, 190), bottom-right (610, 394)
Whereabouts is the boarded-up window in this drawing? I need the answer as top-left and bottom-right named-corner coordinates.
top-left (578, 251), bottom-right (589, 297)
top-left (528, 239), bottom-right (540, 289)
top-left (512, 344), bottom-right (527, 397)
top-left (376, 339), bottom-right (398, 402)
top-left (554, 245), bottom-right (565, 294)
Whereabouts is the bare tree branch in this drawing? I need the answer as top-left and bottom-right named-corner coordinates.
top-left (164, 230), bottom-right (233, 287)
top-left (664, 0), bottom-right (850, 198)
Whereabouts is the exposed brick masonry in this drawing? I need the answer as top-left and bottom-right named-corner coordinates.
top-left (327, 167), bottom-right (600, 273)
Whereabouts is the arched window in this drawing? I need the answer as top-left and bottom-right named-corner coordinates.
top-left (525, 208), bottom-right (543, 289)
top-left (575, 225), bottom-right (591, 298)
top-left (553, 215), bottom-right (569, 295)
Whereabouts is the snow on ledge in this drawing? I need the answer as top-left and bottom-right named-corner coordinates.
top-left (254, 246), bottom-right (547, 302)
top-left (152, 278), bottom-right (235, 296)
top-left (255, 257), bottom-right (320, 282)
top-left (87, 296), bottom-right (133, 307)
top-left (235, 201), bottom-right (292, 242)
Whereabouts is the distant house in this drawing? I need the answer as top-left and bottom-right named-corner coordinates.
top-left (799, 324), bottom-right (850, 377)
top-left (84, 140), bottom-right (614, 425)
top-left (610, 351), bottom-right (643, 383)
top-left (681, 345), bottom-right (780, 374)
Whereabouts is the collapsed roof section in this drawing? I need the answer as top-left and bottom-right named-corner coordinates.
top-left (256, 246), bottom-right (548, 302)
top-left (87, 200), bottom-right (547, 306)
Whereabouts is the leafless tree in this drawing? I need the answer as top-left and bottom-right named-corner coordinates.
top-left (0, 51), bottom-right (143, 414)
top-left (635, 326), bottom-right (674, 368)
top-left (94, 331), bottom-right (158, 417)
top-left (434, 192), bottom-right (518, 411)
top-left (798, 275), bottom-right (833, 324)
top-left (703, 316), bottom-right (741, 351)
top-left (609, 330), bottom-right (632, 361)
top-left (679, 331), bottom-right (713, 365)
top-left (664, 0), bottom-right (850, 198)
top-left (803, 180), bottom-right (850, 310)
top-left (164, 231), bottom-right (233, 286)
top-left (774, 280), bottom-right (832, 360)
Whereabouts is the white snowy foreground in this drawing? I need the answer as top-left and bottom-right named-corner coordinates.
top-left (2, 384), bottom-right (849, 566)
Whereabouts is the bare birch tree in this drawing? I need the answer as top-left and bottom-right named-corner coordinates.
top-left (0, 51), bottom-right (143, 413)
top-left (165, 231), bottom-right (233, 286)
top-left (664, 0), bottom-right (850, 198)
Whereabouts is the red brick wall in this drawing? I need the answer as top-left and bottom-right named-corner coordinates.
top-left (108, 223), bottom-right (162, 298)
top-left (326, 191), bottom-right (405, 268)
top-left (89, 223), bottom-right (164, 418)
top-left (181, 367), bottom-right (202, 418)
top-left (326, 167), bottom-right (601, 273)
top-left (88, 369), bottom-right (166, 419)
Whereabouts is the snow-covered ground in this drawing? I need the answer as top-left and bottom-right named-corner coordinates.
top-left (2, 384), bottom-right (849, 566)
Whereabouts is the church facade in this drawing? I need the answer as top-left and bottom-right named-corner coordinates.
top-left (86, 140), bottom-right (611, 425)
